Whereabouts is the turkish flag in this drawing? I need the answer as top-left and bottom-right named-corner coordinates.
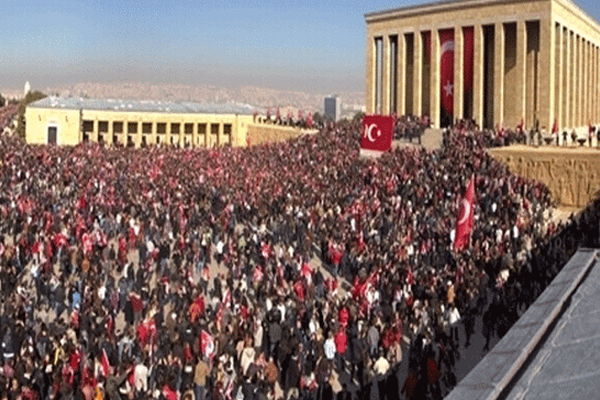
top-left (361, 115), bottom-right (394, 152)
top-left (252, 265), bottom-right (264, 282)
top-left (101, 348), bottom-right (111, 377)
top-left (200, 330), bottom-right (215, 359)
top-left (454, 175), bottom-right (475, 251)
top-left (440, 30), bottom-right (455, 115)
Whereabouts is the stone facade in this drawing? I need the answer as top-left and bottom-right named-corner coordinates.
top-left (25, 97), bottom-right (253, 148)
top-left (246, 124), bottom-right (308, 146)
top-left (365, 0), bottom-right (600, 133)
top-left (491, 145), bottom-right (600, 208)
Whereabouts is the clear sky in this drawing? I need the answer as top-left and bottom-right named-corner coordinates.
top-left (1, 0), bottom-right (599, 95)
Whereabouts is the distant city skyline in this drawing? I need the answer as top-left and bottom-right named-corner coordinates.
top-left (1, 0), bottom-right (599, 96)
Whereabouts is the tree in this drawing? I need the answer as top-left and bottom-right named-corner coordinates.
top-left (352, 111), bottom-right (366, 124)
top-left (16, 90), bottom-right (46, 139)
top-left (0, 93), bottom-right (5, 108)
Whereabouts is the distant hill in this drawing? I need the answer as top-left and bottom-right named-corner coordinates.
top-left (41, 81), bottom-right (365, 114)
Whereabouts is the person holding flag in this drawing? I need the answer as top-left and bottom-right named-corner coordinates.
top-left (517, 118), bottom-right (526, 143)
top-left (454, 175), bottom-right (475, 252)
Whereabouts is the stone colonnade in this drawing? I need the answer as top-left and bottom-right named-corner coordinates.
top-left (81, 114), bottom-right (239, 148)
top-left (366, 0), bottom-right (600, 133)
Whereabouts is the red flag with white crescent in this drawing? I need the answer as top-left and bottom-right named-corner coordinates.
top-left (361, 115), bottom-right (394, 152)
top-left (440, 29), bottom-right (455, 115)
top-left (253, 265), bottom-right (264, 282)
top-left (454, 175), bottom-right (475, 251)
top-left (200, 330), bottom-right (215, 359)
top-left (101, 349), bottom-right (111, 377)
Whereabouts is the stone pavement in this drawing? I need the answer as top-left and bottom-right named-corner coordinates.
top-left (393, 128), bottom-right (444, 152)
top-left (445, 248), bottom-right (600, 400)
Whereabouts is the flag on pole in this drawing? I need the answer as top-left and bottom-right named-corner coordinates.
top-left (200, 330), bottom-right (215, 360)
top-left (454, 175), bottom-right (475, 252)
top-left (101, 348), bottom-right (111, 377)
top-left (517, 118), bottom-right (525, 134)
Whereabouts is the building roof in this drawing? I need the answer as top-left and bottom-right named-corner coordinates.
top-left (29, 96), bottom-right (254, 116)
top-left (365, 0), bottom-right (599, 28)
top-left (365, 0), bottom-right (510, 20)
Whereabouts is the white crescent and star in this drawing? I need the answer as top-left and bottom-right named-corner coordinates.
top-left (458, 199), bottom-right (471, 225)
top-left (444, 81), bottom-right (454, 98)
top-left (441, 39), bottom-right (455, 99)
top-left (440, 39), bottom-right (455, 55)
top-left (366, 124), bottom-right (382, 142)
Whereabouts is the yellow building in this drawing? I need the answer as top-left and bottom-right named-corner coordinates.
top-left (25, 97), bottom-right (254, 147)
top-left (365, 0), bottom-right (600, 132)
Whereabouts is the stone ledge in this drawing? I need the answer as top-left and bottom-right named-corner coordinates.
top-left (445, 248), bottom-right (599, 400)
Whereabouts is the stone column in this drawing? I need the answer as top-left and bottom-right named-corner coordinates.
top-left (588, 41), bottom-right (593, 124)
top-left (473, 25), bottom-right (485, 127)
top-left (516, 21), bottom-right (528, 127)
top-left (107, 120), bottom-right (114, 146)
top-left (568, 31), bottom-right (575, 128)
top-left (120, 118), bottom-right (127, 147)
top-left (576, 35), bottom-right (582, 127)
top-left (192, 121), bottom-right (198, 148)
top-left (592, 44), bottom-right (600, 124)
top-left (413, 31), bottom-right (423, 117)
top-left (563, 28), bottom-right (570, 129)
top-left (592, 44), bottom-right (597, 123)
top-left (430, 29), bottom-right (441, 128)
top-left (92, 119), bottom-right (98, 143)
top-left (554, 23), bottom-right (562, 131)
top-left (366, 36), bottom-right (376, 114)
top-left (594, 46), bottom-right (600, 123)
top-left (583, 39), bottom-right (588, 125)
top-left (454, 26), bottom-right (464, 121)
top-left (397, 33), bottom-right (407, 116)
top-left (538, 19), bottom-right (555, 132)
top-left (133, 122), bottom-right (141, 148)
top-left (592, 43), bottom-right (595, 124)
top-left (494, 23), bottom-right (505, 127)
top-left (382, 36), bottom-right (391, 115)
top-left (151, 122), bottom-right (156, 146)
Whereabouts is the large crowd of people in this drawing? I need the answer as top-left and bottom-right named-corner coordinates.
top-left (0, 109), bottom-right (594, 400)
top-left (393, 116), bottom-right (430, 143)
top-left (0, 104), bottom-right (18, 135)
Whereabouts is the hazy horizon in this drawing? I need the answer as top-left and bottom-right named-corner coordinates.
top-left (2, 0), bottom-right (600, 96)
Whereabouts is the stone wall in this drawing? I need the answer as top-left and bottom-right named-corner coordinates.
top-left (490, 145), bottom-right (600, 208)
top-left (246, 123), bottom-right (306, 146)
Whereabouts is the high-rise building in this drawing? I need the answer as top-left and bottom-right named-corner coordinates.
top-left (365, 0), bottom-right (600, 132)
top-left (324, 95), bottom-right (342, 122)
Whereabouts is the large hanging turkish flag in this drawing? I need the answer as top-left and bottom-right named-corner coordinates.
top-left (440, 30), bottom-right (455, 115)
top-left (454, 175), bottom-right (475, 252)
top-left (361, 115), bottom-right (394, 152)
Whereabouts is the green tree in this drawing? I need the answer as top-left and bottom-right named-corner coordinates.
top-left (0, 93), bottom-right (5, 108)
top-left (16, 91), bottom-right (46, 139)
top-left (352, 111), bottom-right (365, 123)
